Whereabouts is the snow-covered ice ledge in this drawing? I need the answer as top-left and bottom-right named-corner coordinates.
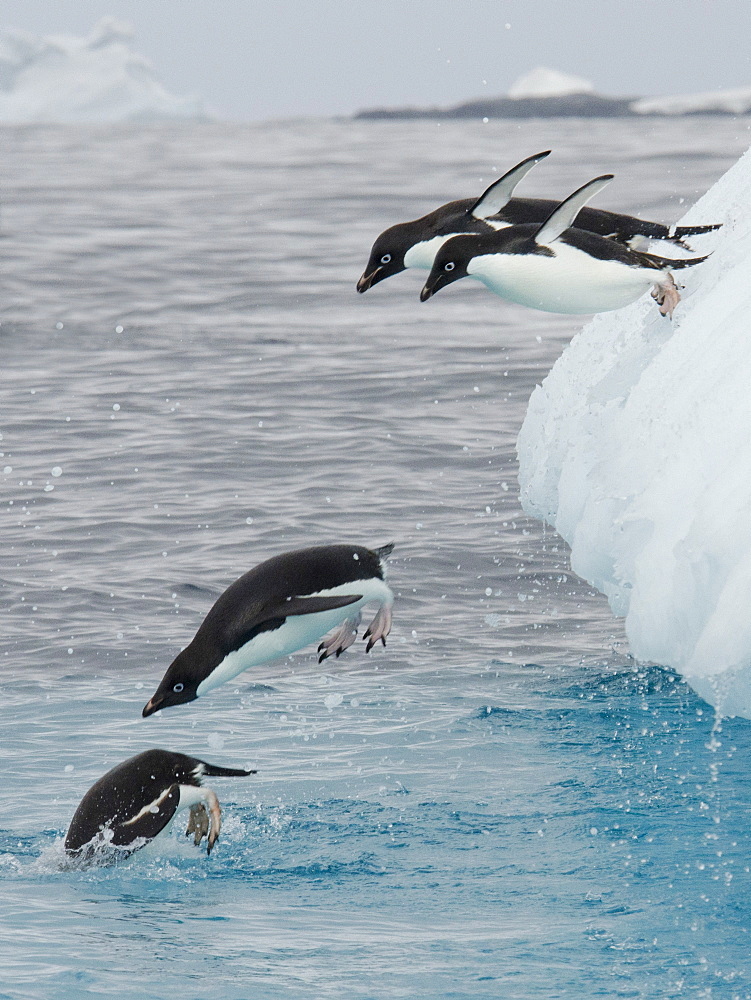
top-left (518, 147), bottom-right (751, 717)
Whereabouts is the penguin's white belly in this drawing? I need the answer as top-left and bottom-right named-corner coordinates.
top-left (404, 234), bottom-right (460, 270)
top-left (177, 784), bottom-right (208, 810)
top-left (468, 244), bottom-right (661, 314)
top-left (196, 578), bottom-right (392, 695)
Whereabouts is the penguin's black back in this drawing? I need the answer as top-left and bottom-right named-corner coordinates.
top-left (418, 195), bottom-right (713, 248)
top-left (560, 227), bottom-right (710, 270)
top-left (497, 197), bottom-right (672, 242)
top-left (233, 544), bottom-right (388, 597)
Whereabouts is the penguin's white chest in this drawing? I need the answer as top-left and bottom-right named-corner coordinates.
top-left (177, 784), bottom-right (208, 810)
top-left (196, 578), bottom-right (391, 695)
top-left (468, 243), bottom-right (661, 314)
top-left (404, 234), bottom-right (460, 270)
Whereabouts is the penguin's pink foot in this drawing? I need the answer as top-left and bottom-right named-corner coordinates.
top-left (186, 790), bottom-right (222, 853)
top-left (364, 604), bottom-right (393, 652)
top-left (186, 803), bottom-right (210, 846)
top-left (651, 273), bottom-right (681, 318)
top-left (318, 612), bottom-right (362, 662)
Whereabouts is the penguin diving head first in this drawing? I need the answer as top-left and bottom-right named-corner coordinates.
top-left (356, 150), bottom-right (719, 293)
top-left (64, 749), bottom-right (255, 862)
top-left (142, 543), bottom-right (395, 716)
top-left (419, 175), bottom-right (710, 318)
top-left (357, 151), bottom-right (552, 292)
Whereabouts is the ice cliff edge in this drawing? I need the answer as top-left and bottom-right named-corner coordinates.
top-left (517, 146), bottom-right (751, 717)
top-left (0, 19), bottom-right (204, 122)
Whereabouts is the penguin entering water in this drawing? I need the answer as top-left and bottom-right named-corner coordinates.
top-left (64, 749), bottom-right (255, 862)
top-left (419, 175), bottom-right (709, 318)
top-left (142, 543), bottom-right (395, 716)
top-left (356, 150), bottom-right (719, 293)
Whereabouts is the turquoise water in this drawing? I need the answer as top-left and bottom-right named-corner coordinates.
top-left (5, 661), bottom-right (751, 998)
top-left (2, 117), bottom-right (750, 998)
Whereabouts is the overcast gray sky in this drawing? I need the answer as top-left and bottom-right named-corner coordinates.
top-left (3, 0), bottom-right (750, 120)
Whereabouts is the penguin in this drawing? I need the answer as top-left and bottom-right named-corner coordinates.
top-left (142, 543), bottom-right (395, 716)
top-left (419, 175), bottom-right (709, 318)
top-left (356, 150), bottom-right (719, 293)
top-left (64, 748), bottom-right (255, 861)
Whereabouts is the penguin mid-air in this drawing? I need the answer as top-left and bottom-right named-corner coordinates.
top-left (64, 749), bottom-right (255, 861)
top-left (356, 150), bottom-right (719, 293)
top-left (142, 543), bottom-right (395, 716)
top-left (419, 175), bottom-right (710, 318)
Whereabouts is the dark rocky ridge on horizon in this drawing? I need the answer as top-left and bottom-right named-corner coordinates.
top-left (355, 91), bottom-right (748, 120)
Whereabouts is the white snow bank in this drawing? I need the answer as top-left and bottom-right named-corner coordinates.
top-left (0, 18), bottom-right (204, 122)
top-left (517, 146), bottom-right (751, 717)
top-left (508, 67), bottom-right (594, 99)
top-left (632, 87), bottom-right (751, 116)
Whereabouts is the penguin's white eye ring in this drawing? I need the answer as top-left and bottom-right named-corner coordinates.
top-left (444, 261), bottom-right (455, 272)
top-left (380, 253), bottom-right (391, 264)
top-left (173, 682), bottom-right (184, 693)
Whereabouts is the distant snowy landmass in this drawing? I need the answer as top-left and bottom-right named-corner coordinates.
top-left (508, 67), bottom-right (594, 99)
top-left (632, 87), bottom-right (751, 116)
top-left (0, 18), bottom-right (205, 122)
top-left (356, 66), bottom-right (751, 120)
top-left (518, 147), bottom-right (751, 718)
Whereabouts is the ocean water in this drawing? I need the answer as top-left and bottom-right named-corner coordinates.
top-left (2, 116), bottom-right (750, 1000)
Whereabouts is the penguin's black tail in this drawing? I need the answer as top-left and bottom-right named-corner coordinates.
top-left (375, 542), bottom-right (395, 560)
top-left (667, 253), bottom-right (712, 270)
top-left (669, 223), bottom-right (722, 250)
top-left (200, 761), bottom-right (257, 778)
top-left (673, 223), bottom-right (721, 239)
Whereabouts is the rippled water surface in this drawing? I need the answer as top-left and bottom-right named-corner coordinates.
top-left (2, 116), bottom-right (751, 999)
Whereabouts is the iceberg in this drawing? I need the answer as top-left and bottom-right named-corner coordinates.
top-left (508, 66), bottom-right (595, 100)
top-left (517, 146), bottom-right (751, 717)
top-left (0, 18), bottom-right (204, 122)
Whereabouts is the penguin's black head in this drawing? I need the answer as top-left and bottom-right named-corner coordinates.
top-left (357, 222), bottom-right (420, 292)
top-left (420, 236), bottom-right (473, 301)
top-left (142, 654), bottom-right (199, 717)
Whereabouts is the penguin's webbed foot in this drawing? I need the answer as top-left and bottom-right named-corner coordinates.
top-left (363, 604), bottom-right (393, 652)
top-left (186, 803), bottom-right (210, 847)
top-left (651, 273), bottom-right (681, 318)
top-left (186, 791), bottom-right (222, 854)
top-left (318, 612), bottom-right (361, 662)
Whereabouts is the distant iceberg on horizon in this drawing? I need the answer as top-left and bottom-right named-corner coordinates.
top-left (0, 18), bottom-right (205, 123)
top-left (517, 146), bottom-right (751, 718)
top-left (507, 66), bottom-right (594, 100)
